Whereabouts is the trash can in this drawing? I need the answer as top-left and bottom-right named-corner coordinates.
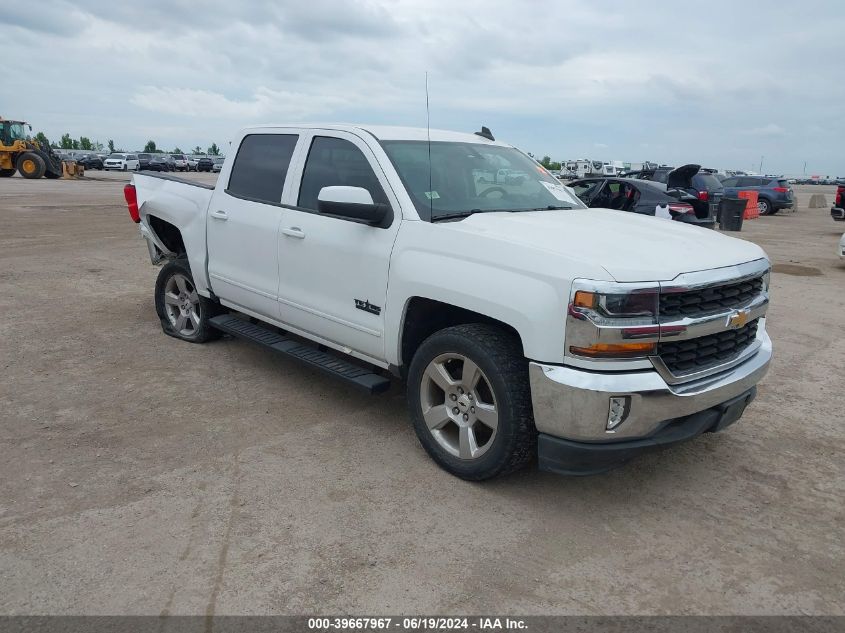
top-left (719, 198), bottom-right (745, 231)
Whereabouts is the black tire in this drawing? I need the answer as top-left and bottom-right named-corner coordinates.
top-left (154, 258), bottom-right (223, 343)
top-left (407, 323), bottom-right (536, 480)
top-left (758, 197), bottom-right (772, 215)
top-left (0, 168), bottom-right (15, 177)
top-left (17, 152), bottom-right (46, 179)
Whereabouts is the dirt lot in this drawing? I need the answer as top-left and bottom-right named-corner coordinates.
top-left (0, 173), bottom-right (843, 615)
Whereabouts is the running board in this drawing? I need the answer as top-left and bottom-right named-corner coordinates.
top-left (209, 314), bottom-right (391, 395)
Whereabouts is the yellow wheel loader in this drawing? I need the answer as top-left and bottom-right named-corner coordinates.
top-left (0, 117), bottom-right (63, 179)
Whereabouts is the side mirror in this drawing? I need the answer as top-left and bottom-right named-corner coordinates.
top-left (317, 186), bottom-right (389, 226)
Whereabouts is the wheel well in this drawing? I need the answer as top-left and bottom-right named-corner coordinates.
top-left (399, 297), bottom-right (523, 375)
top-left (148, 216), bottom-right (186, 256)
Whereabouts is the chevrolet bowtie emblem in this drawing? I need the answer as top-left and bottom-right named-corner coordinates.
top-left (727, 309), bottom-right (750, 329)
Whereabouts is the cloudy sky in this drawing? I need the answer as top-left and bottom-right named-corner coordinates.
top-left (3, 0), bottom-right (843, 175)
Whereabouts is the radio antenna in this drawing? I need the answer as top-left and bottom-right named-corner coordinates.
top-left (425, 71), bottom-right (433, 219)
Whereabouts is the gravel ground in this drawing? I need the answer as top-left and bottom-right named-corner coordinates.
top-left (0, 173), bottom-right (843, 615)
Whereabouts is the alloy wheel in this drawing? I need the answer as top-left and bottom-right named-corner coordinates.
top-left (419, 353), bottom-right (499, 460)
top-left (163, 273), bottom-right (201, 336)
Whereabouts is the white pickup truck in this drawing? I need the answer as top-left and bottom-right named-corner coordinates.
top-left (124, 124), bottom-right (772, 479)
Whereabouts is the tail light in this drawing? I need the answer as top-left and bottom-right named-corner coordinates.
top-left (836, 186), bottom-right (844, 206)
top-left (124, 183), bottom-right (140, 223)
top-left (668, 203), bottom-right (696, 216)
top-left (697, 191), bottom-right (709, 201)
top-left (773, 186), bottom-right (789, 193)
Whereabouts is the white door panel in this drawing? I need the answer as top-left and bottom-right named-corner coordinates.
top-left (276, 131), bottom-right (400, 361)
top-left (206, 191), bottom-right (282, 318)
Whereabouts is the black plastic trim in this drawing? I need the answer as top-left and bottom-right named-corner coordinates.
top-left (537, 387), bottom-right (756, 476)
top-left (208, 314), bottom-right (391, 395)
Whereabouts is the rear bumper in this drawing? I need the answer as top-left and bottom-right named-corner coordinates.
top-left (832, 207), bottom-right (844, 220)
top-left (538, 388), bottom-right (755, 475)
top-left (773, 198), bottom-right (794, 210)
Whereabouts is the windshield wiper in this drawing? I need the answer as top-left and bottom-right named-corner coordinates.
top-left (431, 205), bottom-right (573, 222)
top-left (431, 209), bottom-right (491, 222)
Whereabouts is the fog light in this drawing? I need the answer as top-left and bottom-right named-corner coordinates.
top-left (607, 396), bottom-right (630, 431)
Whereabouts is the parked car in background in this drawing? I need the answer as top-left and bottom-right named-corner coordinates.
top-left (569, 177), bottom-right (714, 227)
top-left (186, 156), bottom-right (199, 171)
top-left (138, 153), bottom-right (153, 170)
top-left (170, 154), bottom-right (189, 172)
top-left (623, 164), bottom-right (723, 222)
top-left (77, 154), bottom-right (104, 170)
top-left (211, 157), bottom-right (225, 173)
top-left (832, 183), bottom-right (844, 221)
top-left (104, 153), bottom-right (140, 171)
top-left (147, 155), bottom-right (174, 172)
top-left (196, 157), bottom-right (214, 172)
top-left (721, 176), bottom-right (794, 215)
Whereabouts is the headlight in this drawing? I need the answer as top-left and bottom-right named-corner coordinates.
top-left (760, 269), bottom-right (771, 294)
top-left (572, 290), bottom-right (657, 326)
top-left (566, 282), bottom-right (659, 360)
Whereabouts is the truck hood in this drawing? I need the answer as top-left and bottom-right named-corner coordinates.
top-left (444, 208), bottom-right (767, 282)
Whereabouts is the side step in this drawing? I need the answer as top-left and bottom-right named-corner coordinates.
top-left (209, 314), bottom-right (391, 395)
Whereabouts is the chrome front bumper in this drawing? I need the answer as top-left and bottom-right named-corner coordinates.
top-left (529, 325), bottom-right (772, 442)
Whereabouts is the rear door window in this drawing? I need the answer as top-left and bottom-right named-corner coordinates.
top-left (297, 136), bottom-right (388, 211)
top-left (227, 134), bottom-right (298, 204)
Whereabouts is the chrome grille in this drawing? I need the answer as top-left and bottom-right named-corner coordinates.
top-left (658, 319), bottom-right (759, 374)
top-left (659, 275), bottom-right (763, 319)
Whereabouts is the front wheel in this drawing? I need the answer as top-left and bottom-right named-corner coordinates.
top-left (154, 258), bottom-right (223, 343)
top-left (18, 152), bottom-right (46, 178)
top-left (407, 324), bottom-right (536, 480)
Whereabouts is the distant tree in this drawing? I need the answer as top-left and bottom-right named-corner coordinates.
top-left (50, 142), bottom-right (59, 149)
top-left (172, 147), bottom-right (183, 154)
top-left (207, 143), bottom-right (220, 156)
top-left (35, 132), bottom-right (50, 147)
top-left (540, 156), bottom-right (552, 168)
top-left (79, 137), bottom-right (92, 151)
top-left (60, 133), bottom-right (73, 149)
top-left (192, 145), bottom-right (203, 155)
top-left (71, 138), bottom-right (80, 150)
top-left (143, 140), bottom-right (157, 153)
top-left (93, 141), bottom-right (104, 151)
top-left (549, 161), bottom-right (562, 171)
top-left (108, 139), bottom-right (115, 153)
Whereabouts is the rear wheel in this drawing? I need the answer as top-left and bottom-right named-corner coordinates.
top-left (154, 258), bottom-right (223, 343)
top-left (17, 152), bottom-right (46, 179)
top-left (407, 324), bottom-right (536, 480)
top-left (0, 168), bottom-right (15, 177)
top-left (758, 198), bottom-right (772, 215)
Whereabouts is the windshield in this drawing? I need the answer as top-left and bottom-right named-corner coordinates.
top-left (139, 154), bottom-right (151, 160)
top-left (9, 123), bottom-right (27, 140)
top-left (110, 154), bottom-right (126, 160)
top-left (213, 158), bottom-right (224, 164)
top-left (380, 140), bottom-right (585, 221)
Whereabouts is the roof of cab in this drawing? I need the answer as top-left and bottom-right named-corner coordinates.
top-left (238, 123), bottom-right (512, 146)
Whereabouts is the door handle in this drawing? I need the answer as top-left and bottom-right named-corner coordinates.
top-left (281, 227), bottom-right (305, 239)
top-left (210, 210), bottom-right (228, 220)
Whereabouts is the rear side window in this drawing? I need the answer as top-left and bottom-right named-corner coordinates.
top-left (228, 134), bottom-right (298, 204)
top-left (776, 179), bottom-right (789, 188)
top-left (297, 136), bottom-right (388, 211)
